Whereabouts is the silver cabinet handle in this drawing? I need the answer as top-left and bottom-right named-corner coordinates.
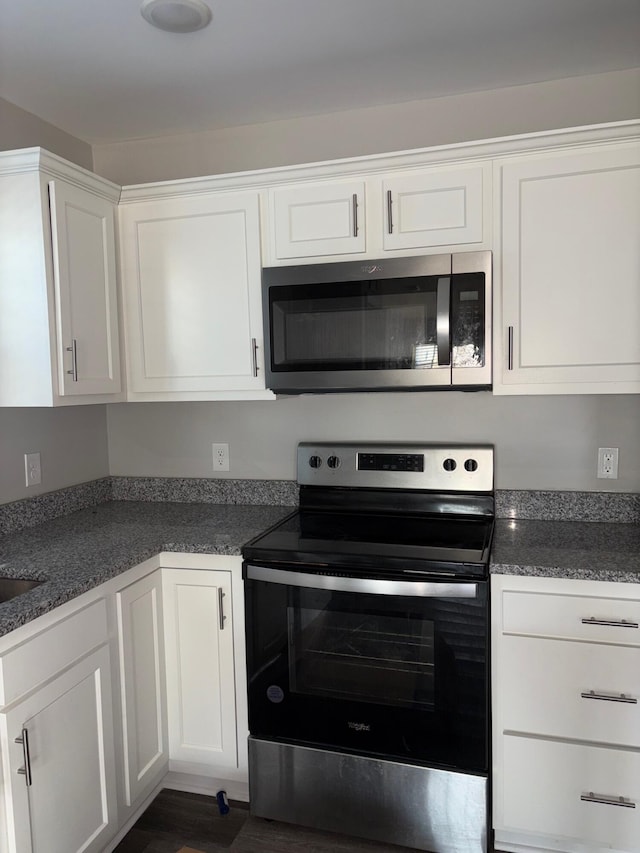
top-left (582, 617), bottom-right (639, 629)
top-left (581, 792), bottom-right (635, 809)
top-left (251, 338), bottom-right (259, 377)
top-left (436, 277), bottom-right (451, 366)
top-left (66, 338), bottom-right (78, 381)
top-left (386, 190), bottom-right (393, 234)
top-left (581, 689), bottom-right (637, 704)
top-left (507, 326), bottom-right (514, 371)
top-left (218, 588), bottom-right (226, 631)
top-left (246, 564), bottom-right (477, 599)
top-left (352, 194), bottom-right (358, 237)
top-left (15, 728), bottom-right (32, 786)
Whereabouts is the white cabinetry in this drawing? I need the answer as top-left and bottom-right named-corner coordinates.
top-left (0, 601), bottom-right (118, 853)
top-left (268, 164), bottom-right (489, 263)
top-left (270, 179), bottom-right (366, 259)
top-left (116, 570), bottom-right (168, 807)
top-left (494, 140), bottom-right (640, 394)
top-left (492, 574), bottom-right (640, 853)
top-left (118, 189), bottom-right (272, 401)
top-left (382, 165), bottom-right (486, 252)
top-left (162, 565), bottom-right (241, 777)
top-left (0, 148), bottom-right (122, 406)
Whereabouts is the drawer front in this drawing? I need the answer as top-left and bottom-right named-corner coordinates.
top-left (501, 589), bottom-right (640, 645)
top-left (501, 735), bottom-right (640, 851)
top-left (0, 599), bottom-right (108, 706)
top-left (501, 635), bottom-right (640, 746)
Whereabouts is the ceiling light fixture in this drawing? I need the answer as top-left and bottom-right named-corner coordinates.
top-left (140, 0), bottom-right (212, 33)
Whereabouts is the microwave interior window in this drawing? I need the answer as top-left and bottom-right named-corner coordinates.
top-left (270, 279), bottom-right (439, 371)
top-left (287, 604), bottom-right (435, 710)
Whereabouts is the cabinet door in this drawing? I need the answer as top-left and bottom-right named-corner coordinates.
top-left (1, 645), bottom-right (117, 853)
top-left (382, 166), bottom-right (485, 251)
top-left (116, 570), bottom-right (168, 807)
top-left (49, 180), bottom-right (122, 396)
top-left (120, 191), bottom-right (266, 395)
top-left (162, 568), bottom-right (238, 771)
top-left (496, 142), bottom-right (640, 394)
top-left (271, 180), bottom-right (365, 259)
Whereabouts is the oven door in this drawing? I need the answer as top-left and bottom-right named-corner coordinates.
top-left (244, 564), bottom-right (488, 773)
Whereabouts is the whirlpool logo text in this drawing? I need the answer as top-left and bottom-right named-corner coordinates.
top-left (347, 721), bottom-right (371, 732)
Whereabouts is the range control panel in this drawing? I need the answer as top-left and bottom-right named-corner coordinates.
top-left (298, 443), bottom-right (494, 492)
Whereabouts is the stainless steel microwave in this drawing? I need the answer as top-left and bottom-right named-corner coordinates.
top-left (262, 251), bottom-right (492, 393)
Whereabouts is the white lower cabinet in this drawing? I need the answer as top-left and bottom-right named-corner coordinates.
top-left (0, 645), bottom-right (118, 853)
top-left (492, 574), bottom-right (640, 853)
top-left (0, 555), bottom-right (248, 853)
top-left (162, 567), bottom-right (239, 774)
top-left (116, 570), bottom-right (168, 807)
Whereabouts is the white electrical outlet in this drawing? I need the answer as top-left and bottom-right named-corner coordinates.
top-left (212, 443), bottom-right (230, 472)
top-left (597, 447), bottom-right (619, 479)
top-left (24, 452), bottom-right (42, 487)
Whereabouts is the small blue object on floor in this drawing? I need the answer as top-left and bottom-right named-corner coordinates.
top-left (216, 790), bottom-right (230, 816)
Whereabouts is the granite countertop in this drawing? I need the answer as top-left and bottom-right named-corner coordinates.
top-left (491, 517), bottom-right (640, 583)
top-left (1, 498), bottom-right (639, 640)
top-left (0, 501), bottom-right (293, 638)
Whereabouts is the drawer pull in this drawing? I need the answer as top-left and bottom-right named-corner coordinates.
top-left (581, 792), bottom-right (635, 809)
top-left (15, 728), bottom-right (32, 787)
top-left (581, 617), bottom-right (639, 629)
top-left (581, 689), bottom-right (638, 704)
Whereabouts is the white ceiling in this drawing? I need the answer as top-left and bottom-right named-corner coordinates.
top-left (1, 0), bottom-right (639, 145)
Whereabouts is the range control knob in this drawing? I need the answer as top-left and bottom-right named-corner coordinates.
top-left (443, 458), bottom-right (457, 472)
top-left (327, 455), bottom-right (341, 469)
top-left (308, 455), bottom-right (323, 469)
top-left (464, 458), bottom-right (478, 472)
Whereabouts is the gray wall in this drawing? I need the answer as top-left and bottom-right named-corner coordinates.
top-left (107, 393), bottom-right (640, 493)
top-left (92, 69), bottom-right (640, 184)
top-left (0, 98), bottom-right (108, 505)
top-left (0, 96), bottom-right (93, 168)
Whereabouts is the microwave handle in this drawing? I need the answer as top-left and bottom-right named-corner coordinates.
top-left (245, 564), bottom-right (477, 599)
top-left (436, 277), bottom-right (451, 366)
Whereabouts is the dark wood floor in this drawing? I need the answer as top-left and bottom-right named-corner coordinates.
top-left (114, 788), bottom-right (428, 852)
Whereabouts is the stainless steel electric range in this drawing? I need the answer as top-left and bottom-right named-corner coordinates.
top-left (242, 442), bottom-right (494, 853)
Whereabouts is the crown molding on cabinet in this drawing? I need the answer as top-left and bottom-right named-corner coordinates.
top-left (0, 147), bottom-right (121, 203)
top-left (117, 120), bottom-right (640, 204)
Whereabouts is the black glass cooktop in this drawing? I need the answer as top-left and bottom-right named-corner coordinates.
top-left (242, 508), bottom-right (494, 579)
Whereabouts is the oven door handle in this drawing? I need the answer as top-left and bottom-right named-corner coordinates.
top-left (245, 564), bottom-right (477, 598)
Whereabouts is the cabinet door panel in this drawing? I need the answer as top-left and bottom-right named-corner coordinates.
top-left (117, 571), bottom-right (168, 806)
top-left (271, 181), bottom-right (365, 259)
top-left (49, 180), bottom-right (121, 396)
top-left (121, 192), bottom-right (265, 394)
top-left (162, 569), bottom-right (237, 770)
top-left (2, 646), bottom-right (117, 853)
top-left (496, 142), bottom-right (640, 393)
top-left (383, 167), bottom-right (484, 251)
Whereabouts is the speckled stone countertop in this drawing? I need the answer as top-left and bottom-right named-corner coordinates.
top-left (490, 517), bottom-right (640, 583)
top-left (0, 501), bottom-right (293, 638)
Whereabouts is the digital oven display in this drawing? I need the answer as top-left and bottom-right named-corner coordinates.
top-left (357, 453), bottom-right (424, 472)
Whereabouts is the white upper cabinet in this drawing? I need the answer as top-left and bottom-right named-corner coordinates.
top-left (494, 139), bottom-right (640, 394)
top-left (382, 165), bottom-right (486, 252)
top-left (270, 179), bottom-right (366, 259)
top-left (49, 180), bottom-right (122, 397)
top-left (267, 164), bottom-right (489, 264)
top-left (119, 189), bottom-right (272, 400)
top-left (0, 149), bottom-right (123, 406)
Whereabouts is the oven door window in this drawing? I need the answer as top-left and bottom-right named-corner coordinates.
top-left (289, 606), bottom-right (435, 710)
